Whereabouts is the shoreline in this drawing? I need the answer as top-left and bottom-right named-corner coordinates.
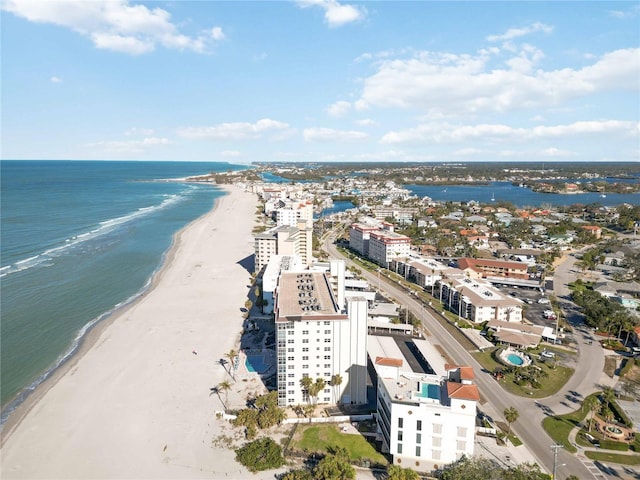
top-left (1, 184), bottom-right (260, 478)
top-left (0, 185), bottom-right (222, 439)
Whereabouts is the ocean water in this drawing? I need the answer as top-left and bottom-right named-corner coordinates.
top-left (0, 160), bottom-right (245, 423)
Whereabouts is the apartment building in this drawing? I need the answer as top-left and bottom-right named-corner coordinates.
top-left (276, 201), bottom-right (314, 228)
top-left (254, 223), bottom-right (313, 273)
top-left (349, 223), bottom-right (380, 257)
top-left (368, 231), bottom-right (412, 267)
top-left (440, 277), bottom-right (522, 323)
top-left (274, 266), bottom-right (368, 407)
top-left (457, 258), bottom-right (529, 280)
top-left (369, 335), bottom-right (478, 467)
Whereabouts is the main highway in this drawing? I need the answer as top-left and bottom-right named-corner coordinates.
top-left (323, 228), bottom-right (609, 479)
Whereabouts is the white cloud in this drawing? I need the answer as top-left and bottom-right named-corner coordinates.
top-left (50, 76), bottom-right (62, 83)
top-left (2, 0), bottom-right (225, 55)
top-left (125, 127), bottom-right (155, 136)
top-left (486, 22), bottom-right (554, 42)
top-left (86, 136), bottom-right (169, 153)
top-left (357, 47), bottom-right (639, 115)
top-left (355, 118), bottom-right (378, 126)
top-left (210, 26), bottom-right (225, 41)
top-left (327, 100), bottom-right (351, 117)
top-left (177, 118), bottom-right (292, 140)
top-left (296, 0), bottom-right (366, 27)
top-left (303, 127), bottom-right (368, 142)
top-left (380, 120), bottom-right (638, 145)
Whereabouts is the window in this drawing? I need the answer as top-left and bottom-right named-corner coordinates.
top-left (324, 355), bottom-right (331, 360)
top-left (302, 330), bottom-right (308, 335)
top-left (324, 347), bottom-right (331, 351)
top-left (433, 437), bottom-right (442, 447)
top-left (397, 443), bottom-right (403, 454)
top-left (324, 321), bottom-right (330, 325)
top-left (288, 382), bottom-right (294, 386)
top-left (398, 418), bottom-right (404, 428)
top-left (302, 339), bottom-right (309, 343)
top-left (397, 431), bottom-right (403, 441)
top-left (457, 440), bottom-right (466, 451)
top-left (287, 348), bottom-right (294, 352)
top-left (416, 420), bottom-right (422, 431)
top-left (287, 390), bottom-right (294, 395)
top-left (433, 424), bottom-right (442, 434)
top-left (302, 347), bottom-right (309, 352)
top-left (287, 356), bottom-right (294, 361)
top-left (415, 446), bottom-right (421, 457)
top-left (416, 433), bottom-right (421, 444)
top-left (324, 330), bottom-right (331, 334)
top-left (302, 365), bottom-right (308, 369)
top-left (302, 356), bottom-right (308, 360)
top-left (324, 339), bottom-right (331, 343)
top-left (287, 365), bottom-right (294, 369)
top-left (287, 373), bottom-right (295, 378)
top-left (287, 339), bottom-right (294, 344)
top-left (457, 427), bottom-right (467, 438)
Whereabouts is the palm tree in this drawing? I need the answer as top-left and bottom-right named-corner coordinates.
top-left (217, 380), bottom-right (232, 410)
top-left (225, 349), bottom-right (238, 380)
top-left (504, 406), bottom-right (519, 436)
top-left (331, 374), bottom-right (343, 404)
top-left (583, 395), bottom-right (600, 433)
top-left (300, 376), bottom-right (313, 405)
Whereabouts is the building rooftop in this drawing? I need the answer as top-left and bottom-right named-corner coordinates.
top-left (275, 271), bottom-right (347, 322)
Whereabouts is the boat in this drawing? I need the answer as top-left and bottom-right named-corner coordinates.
top-left (491, 192), bottom-right (495, 202)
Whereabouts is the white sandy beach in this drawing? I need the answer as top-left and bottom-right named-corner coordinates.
top-left (1, 185), bottom-right (268, 479)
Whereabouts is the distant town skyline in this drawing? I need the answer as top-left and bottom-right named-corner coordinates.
top-left (2, 1), bottom-right (639, 163)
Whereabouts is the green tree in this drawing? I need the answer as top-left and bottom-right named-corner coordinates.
top-left (504, 406), bottom-right (519, 436)
top-left (387, 464), bottom-right (420, 480)
top-left (280, 469), bottom-right (314, 480)
top-left (235, 437), bottom-right (284, 473)
top-left (301, 376), bottom-right (313, 404)
top-left (218, 380), bottom-right (232, 410)
top-left (313, 448), bottom-right (355, 480)
top-left (225, 349), bottom-right (238, 380)
top-left (330, 374), bottom-right (343, 404)
top-left (583, 395), bottom-right (600, 433)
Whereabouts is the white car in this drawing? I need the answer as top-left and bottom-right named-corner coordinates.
top-left (538, 298), bottom-right (550, 304)
top-left (541, 350), bottom-right (555, 359)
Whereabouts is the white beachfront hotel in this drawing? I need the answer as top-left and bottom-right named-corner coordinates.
top-left (369, 335), bottom-right (479, 467)
top-left (273, 260), bottom-right (368, 407)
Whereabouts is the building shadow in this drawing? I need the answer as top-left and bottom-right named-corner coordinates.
top-left (236, 254), bottom-right (255, 274)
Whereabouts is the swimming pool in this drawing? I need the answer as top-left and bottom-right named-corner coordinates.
top-left (245, 355), bottom-right (269, 373)
top-left (417, 382), bottom-right (440, 400)
top-left (506, 354), bottom-right (524, 366)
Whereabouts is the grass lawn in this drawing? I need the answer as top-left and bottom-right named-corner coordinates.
top-left (472, 348), bottom-right (574, 398)
top-left (290, 424), bottom-right (388, 465)
top-left (541, 393), bottom-right (597, 454)
top-left (585, 451), bottom-right (640, 465)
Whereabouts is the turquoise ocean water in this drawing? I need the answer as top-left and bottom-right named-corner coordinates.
top-left (0, 160), bottom-right (245, 424)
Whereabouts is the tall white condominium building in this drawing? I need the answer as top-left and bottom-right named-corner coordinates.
top-left (440, 277), bottom-right (523, 323)
top-left (254, 222), bottom-right (313, 274)
top-left (274, 267), bottom-right (368, 407)
top-left (369, 335), bottom-right (478, 467)
top-left (276, 201), bottom-right (314, 228)
top-left (368, 231), bottom-right (411, 267)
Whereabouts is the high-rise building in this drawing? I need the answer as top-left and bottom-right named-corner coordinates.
top-left (274, 262), bottom-right (368, 407)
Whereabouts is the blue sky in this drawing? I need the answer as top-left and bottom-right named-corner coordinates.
top-left (1, 0), bottom-right (639, 163)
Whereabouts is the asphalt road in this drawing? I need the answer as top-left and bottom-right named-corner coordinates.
top-left (323, 231), bottom-right (609, 479)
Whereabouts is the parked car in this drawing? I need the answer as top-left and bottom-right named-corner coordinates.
top-left (538, 298), bottom-right (550, 304)
top-left (541, 350), bottom-right (555, 359)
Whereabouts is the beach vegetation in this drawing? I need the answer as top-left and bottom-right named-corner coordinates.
top-left (235, 437), bottom-right (285, 472)
top-left (312, 447), bottom-right (355, 480)
top-left (387, 464), bottom-right (420, 480)
top-left (434, 456), bottom-right (549, 479)
top-left (232, 391), bottom-right (286, 439)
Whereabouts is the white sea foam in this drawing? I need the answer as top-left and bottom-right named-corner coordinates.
top-left (0, 193), bottom-right (184, 279)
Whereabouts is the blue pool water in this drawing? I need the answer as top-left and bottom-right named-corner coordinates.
top-left (507, 354), bottom-right (524, 366)
top-left (418, 383), bottom-right (440, 399)
top-left (245, 355), bottom-right (269, 373)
